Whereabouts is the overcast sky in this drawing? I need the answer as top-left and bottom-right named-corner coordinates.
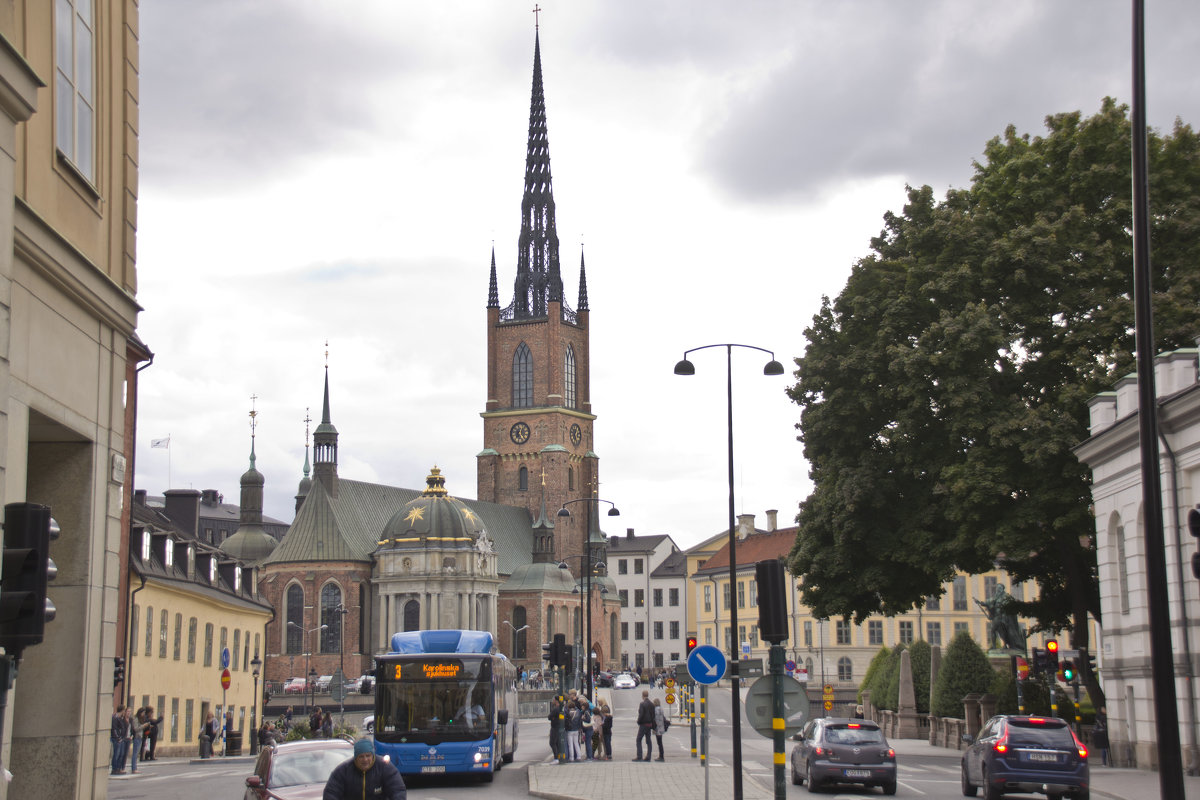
top-left (134, 1), bottom-right (1200, 550)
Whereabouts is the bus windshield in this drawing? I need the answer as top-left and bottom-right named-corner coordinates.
top-left (375, 656), bottom-right (495, 743)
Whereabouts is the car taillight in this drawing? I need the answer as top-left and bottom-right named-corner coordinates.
top-left (813, 746), bottom-right (826, 756)
top-left (993, 731), bottom-right (1009, 754)
top-left (886, 748), bottom-right (895, 758)
top-left (1072, 731), bottom-right (1088, 759)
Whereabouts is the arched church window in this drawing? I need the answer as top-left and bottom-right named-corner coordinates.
top-left (568, 467), bottom-right (574, 491)
top-left (564, 345), bottom-right (576, 409)
top-left (512, 606), bottom-right (528, 659)
top-left (519, 466), bottom-right (529, 491)
top-left (573, 607), bottom-right (581, 641)
top-left (513, 343), bottom-right (533, 408)
top-left (403, 600), bottom-right (420, 632)
top-left (546, 605), bottom-right (555, 637)
top-left (609, 612), bottom-right (617, 653)
top-left (285, 585), bottom-right (303, 654)
top-left (320, 583), bottom-right (343, 653)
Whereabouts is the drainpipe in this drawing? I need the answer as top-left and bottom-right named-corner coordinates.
top-left (127, 573), bottom-right (147, 707)
top-left (1157, 414), bottom-right (1199, 774)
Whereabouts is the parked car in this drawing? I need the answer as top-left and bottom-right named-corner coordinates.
top-left (283, 677), bottom-right (308, 694)
top-left (345, 674), bottom-right (374, 694)
top-left (790, 717), bottom-right (897, 795)
top-left (613, 673), bottom-right (638, 689)
top-left (595, 671), bottom-right (614, 688)
top-left (243, 738), bottom-right (353, 800)
top-left (362, 715), bottom-right (374, 734)
top-left (315, 674), bottom-right (334, 692)
top-left (961, 714), bottom-right (1089, 800)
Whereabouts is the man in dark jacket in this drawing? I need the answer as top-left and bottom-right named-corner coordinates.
top-left (324, 739), bottom-right (406, 800)
top-left (548, 697), bottom-right (564, 760)
top-left (634, 690), bottom-right (654, 762)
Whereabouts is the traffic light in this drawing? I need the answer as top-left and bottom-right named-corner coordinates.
top-left (1061, 657), bottom-right (1076, 683)
top-left (755, 559), bottom-right (789, 643)
top-left (1188, 507), bottom-right (1200, 579)
top-left (551, 632), bottom-right (567, 666)
top-left (1030, 646), bottom-right (1044, 674)
top-left (1081, 650), bottom-right (1097, 682)
top-left (1, 502), bottom-right (58, 656)
top-left (114, 656), bottom-right (126, 688)
top-left (542, 640), bottom-right (553, 664)
top-left (1045, 639), bottom-right (1059, 673)
top-left (686, 636), bottom-right (698, 656)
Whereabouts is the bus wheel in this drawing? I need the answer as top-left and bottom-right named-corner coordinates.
top-left (479, 767), bottom-right (495, 784)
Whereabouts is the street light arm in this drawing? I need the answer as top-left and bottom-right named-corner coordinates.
top-left (557, 498), bottom-right (620, 517)
top-left (674, 343), bottom-right (786, 376)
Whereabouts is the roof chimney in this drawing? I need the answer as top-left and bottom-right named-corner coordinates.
top-left (163, 489), bottom-right (202, 537)
top-left (626, 528), bottom-right (635, 538)
top-left (737, 513), bottom-right (755, 540)
top-left (766, 509), bottom-right (778, 531)
top-left (134, 489), bottom-right (147, 506)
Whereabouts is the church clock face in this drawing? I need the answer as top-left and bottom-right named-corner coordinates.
top-left (570, 423), bottom-right (582, 447)
top-left (510, 421), bottom-right (531, 445)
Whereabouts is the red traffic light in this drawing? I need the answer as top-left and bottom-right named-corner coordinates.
top-left (1046, 639), bottom-right (1059, 654)
top-left (686, 637), bottom-right (698, 655)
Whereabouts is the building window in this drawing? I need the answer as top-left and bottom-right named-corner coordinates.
top-left (868, 620), bottom-right (883, 646)
top-left (54, 0), bottom-right (96, 181)
top-left (546, 605), bottom-right (556, 636)
top-left (927, 622), bottom-right (942, 646)
top-left (737, 582), bottom-right (745, 608)
top-left (618, 589), bottom-right (628, 607)
top-left (836, 620), bottom-right (851, 645)
top-left (803, 620), bottom-right (812, 647)
top-left (704, 585), bottom-right (711, 613)
top-left (159, 610), bottom-right (168, 658)
top-left (925, 595), bottom-right (941, 611)
top-left (635, 622), bottom-right (645, 640)
top-left (899, 621), bottom-right (913, 644)
top-left (723, 584), bottom-right (731, 610)
top-left (953, 576), bottom-right (967, 611)
top-left (634, 589), bottom-right (644, 607)
top-left (232, 629), bottom-right (240, 670)
top-left (704, 629), bottom-right (713, 645)
top-left (751, 625), bottom-right (759, 647)
top-left (653, 652), bottom-right (664, 668)
top-left (621, 622), bottom-right (629, 641)
top-left (403, 600), bottom-right (420, 631)
top-left (669, 588), bottom-right (680, 607)
top-left (185, 699), bottom-right (194, 743)
top-left (320, 584), bottom-right (342, 653)
top-left (187, 618), bottom-right (197, 663)
top-left (170, 698), bottom-right (179, 742)
top-left (669, 621), bottom-right (680, 639)
top-left (749, 580), bottom-right (757, 607)
top-left (130, 606), bottom-right (140, 658)
top-left (568, 468), bottom-right (574, 491)
top-left (145, 606), bottom-right (154, 656)
top-left (837, 657), bottom-right (853, 682)
top-left (173, 614), bottom-right (183, 661)
top-left (653, 589), bottom-right (663, 607)
top-left (286, 584), bottom-right (303, 654)
top-left (634, 559), bottom-right (643, 575)
top-left (1011, 583), bottom-right (1024, 602)
top-left (1116, 525), bottom-right (1130, 614)
top-left (984, 575), bottom-right (998, 600)
top-left (518, 466), bottom-right (528, 491)
top-left (610, 614), bottom-right (618, 653)
top-left (618, 559), bottom-right (628, 575)
top-left (512, 343), bottom-right (533, 407)
top-left (954, 621), bottom-right (970, 637)
top-left (564, 345), bottom-right (576, 409)
top-left (653, 621), bottom-right (663, 640)
top-left (670, 652), bottom-right (679, 662)
top-left (203, 623), bottom-right (214, 667)
top-left (219, 628), bottom-right (228, 664)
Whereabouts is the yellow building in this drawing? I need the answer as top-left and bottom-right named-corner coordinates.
top-left (0, 3), bottom-right (144, 798)
top-left (689, 513), bottom-right (1041, 687)
top-left (128, 495), bottom-right (272, 757)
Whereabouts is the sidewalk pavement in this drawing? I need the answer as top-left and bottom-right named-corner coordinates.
top-left (528, 736), bottom-right (1200, 800)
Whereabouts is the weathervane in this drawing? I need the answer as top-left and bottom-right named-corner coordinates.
top-left (249, 393), bottom-right (259, 467)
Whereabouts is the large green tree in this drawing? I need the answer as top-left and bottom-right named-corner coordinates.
top-left (787, 99), bottom-right (1200, 709)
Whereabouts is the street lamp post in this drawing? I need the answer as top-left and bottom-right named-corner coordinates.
top-left (502, 620), bottom-right (531, 671)
top-left (558, 498), bottom-right (619, 700)
top-left (674, 343), bottom-right (784, 800)
top-left (287, 621), bottom-right (327, 717)
top-left (250, 654), bottom-right (262, 755)
top-left (335, 604), bottom-right (350, 727)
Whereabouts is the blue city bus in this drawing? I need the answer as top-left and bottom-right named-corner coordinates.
top-left (372, 629), bottom-right (518, 781)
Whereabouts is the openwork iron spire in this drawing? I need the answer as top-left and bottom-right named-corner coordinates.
top-left (488, 245), bottom-right (499, 309)
top-left (511, 29), bottom-right (563, 319)
top-left (578, 247), bottom-right (589, 311)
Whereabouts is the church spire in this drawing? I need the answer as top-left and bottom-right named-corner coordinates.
top-left (577, 246), bottom-right (589, 311)
top-left (295, 407), bottom-right (313, 512)
top-left (313, 345), bottom-right (339, 498)
top-left (511, 27), bottom-right (562, 320)
top-left (488, 245), bottom-right (499, 308)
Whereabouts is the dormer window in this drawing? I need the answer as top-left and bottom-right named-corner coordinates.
top-left (209, 559), bottom-right (216, 583)
top-left (235, 568), bottom-right (242, 592)
top-left (141, 530), bottom-right (151, 562)
top-left (165, 541), bottom-right (174, 567)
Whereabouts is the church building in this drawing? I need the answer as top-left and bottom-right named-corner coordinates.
top-left (251, 27), bottom-right (619, 687)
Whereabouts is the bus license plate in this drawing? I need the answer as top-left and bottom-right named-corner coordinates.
top-left (421, 766), bottom-right (446, 774)
top-left (845, 769), bottom-right (871, 778)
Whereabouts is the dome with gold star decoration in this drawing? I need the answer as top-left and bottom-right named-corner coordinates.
top-left (377, 466), bottom-right (486, 550)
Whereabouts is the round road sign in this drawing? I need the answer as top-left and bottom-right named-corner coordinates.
top-left (687, 645), bottom-right (728, 685)
top-left (823, 699), bottom-right (833, 711)
top-left (221, 668), bottom-right (231, 690)
top-left (666, 692), bottom-right (676, 704)
top-left (665, 677), bottom-right (675, 689)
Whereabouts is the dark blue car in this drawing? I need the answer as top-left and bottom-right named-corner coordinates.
top-left (961, 715), bottom-right (1089, 800)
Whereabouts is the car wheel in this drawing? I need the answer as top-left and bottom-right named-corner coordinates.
top-left (806, 761), bottom-right (822, 793)
top-left (983, 767), bottom-right (1003, 800)
top-left (961, 761), bottom-right (977, 796)
top-left (881, 779), bottom-right (897, 795)
top-left (1072, 791), bottom-right (1089, 800)
top-left (791, 759), bottom-right (802, 786)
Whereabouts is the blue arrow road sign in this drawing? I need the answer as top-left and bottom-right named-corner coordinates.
top-left (220, 647), bottom-right (231, 670)
top-left (687, 645), bottom-right (727, 685)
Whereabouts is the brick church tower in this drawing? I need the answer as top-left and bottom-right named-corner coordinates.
top-left (477, 28), bottom-right (601, 569)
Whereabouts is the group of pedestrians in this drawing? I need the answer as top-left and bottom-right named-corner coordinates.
top-left (549, 688), bottom-right (671, 763)
top-left (309, 706), bottom-right (335, 737)
top-left (109, 705), bottom-right (163, 774)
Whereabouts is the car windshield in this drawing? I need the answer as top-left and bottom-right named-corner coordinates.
top-left (825, 725), bottom-right (885, 745)
top-left (1007, 720), bottom-right (1075, 747)
top-left (270, 748), bottom-right (351, 787)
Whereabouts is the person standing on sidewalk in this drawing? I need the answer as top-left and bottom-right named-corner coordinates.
top-left (548, 698), bottom-right (564, 759)
top-left (564, 697), bottom-right (584, 761)
top-left (633, 690), bottom-right (654, 762)
top-left (591, 700), bottom-right (606, 760)
top-left (110, 705), bottom-right (130, 774)
top-left (652, 698), bottom-right (667, 761)
top-left (129, 707), bottom-right (144, 773)
top-left (600, 702), bottom-right (613, 760)
top-left (146, 706), bottom-right (163, 760)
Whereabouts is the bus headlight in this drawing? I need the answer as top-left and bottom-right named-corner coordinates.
top-left (473, 752), bottom-right (483, 763)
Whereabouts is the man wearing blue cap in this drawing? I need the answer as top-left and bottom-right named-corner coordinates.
top-left (323, 739), bottom-right (406, 800)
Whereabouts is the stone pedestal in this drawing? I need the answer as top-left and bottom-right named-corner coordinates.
top-left (897, 649), bottom-right (921, 738)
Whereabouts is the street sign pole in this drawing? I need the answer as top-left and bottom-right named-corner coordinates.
top-left (770, 643), bottom-right (786, 800)
top-left (702, 683), bottom-right (709, 800)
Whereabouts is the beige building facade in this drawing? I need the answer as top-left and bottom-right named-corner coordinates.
top-left (0, 3), bottom-right (143, 799)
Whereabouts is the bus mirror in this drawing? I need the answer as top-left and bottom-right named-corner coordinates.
top-left (497, 709), bottom-right (508, 725)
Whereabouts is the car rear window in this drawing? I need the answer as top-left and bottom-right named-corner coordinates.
top-left (825, 724), bottom-right (885, 744)
top-left (1007, 719), bottom-right (1075, 747)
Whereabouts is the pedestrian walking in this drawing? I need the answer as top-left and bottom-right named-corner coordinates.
top-left (1094, 707), bottom-right (1110, 766)
top-left (633, 690), bottom-right (654, 762)
top-left (652, 698), bottom-right (667, 761)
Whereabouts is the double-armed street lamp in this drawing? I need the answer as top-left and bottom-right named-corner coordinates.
top-left (558, 498), bottom-right (619, 700)
top-left (502, 620), bottom-right (531, 668)
top-left (287, 621), bottom-right (327, 716)
top-left (250, 653), bottom-right (262, 755)
top-left (674, 343), bottom-right (785, 800)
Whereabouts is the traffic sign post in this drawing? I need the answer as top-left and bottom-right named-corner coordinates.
top-left (220, 668), bottom-right (231, 757)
